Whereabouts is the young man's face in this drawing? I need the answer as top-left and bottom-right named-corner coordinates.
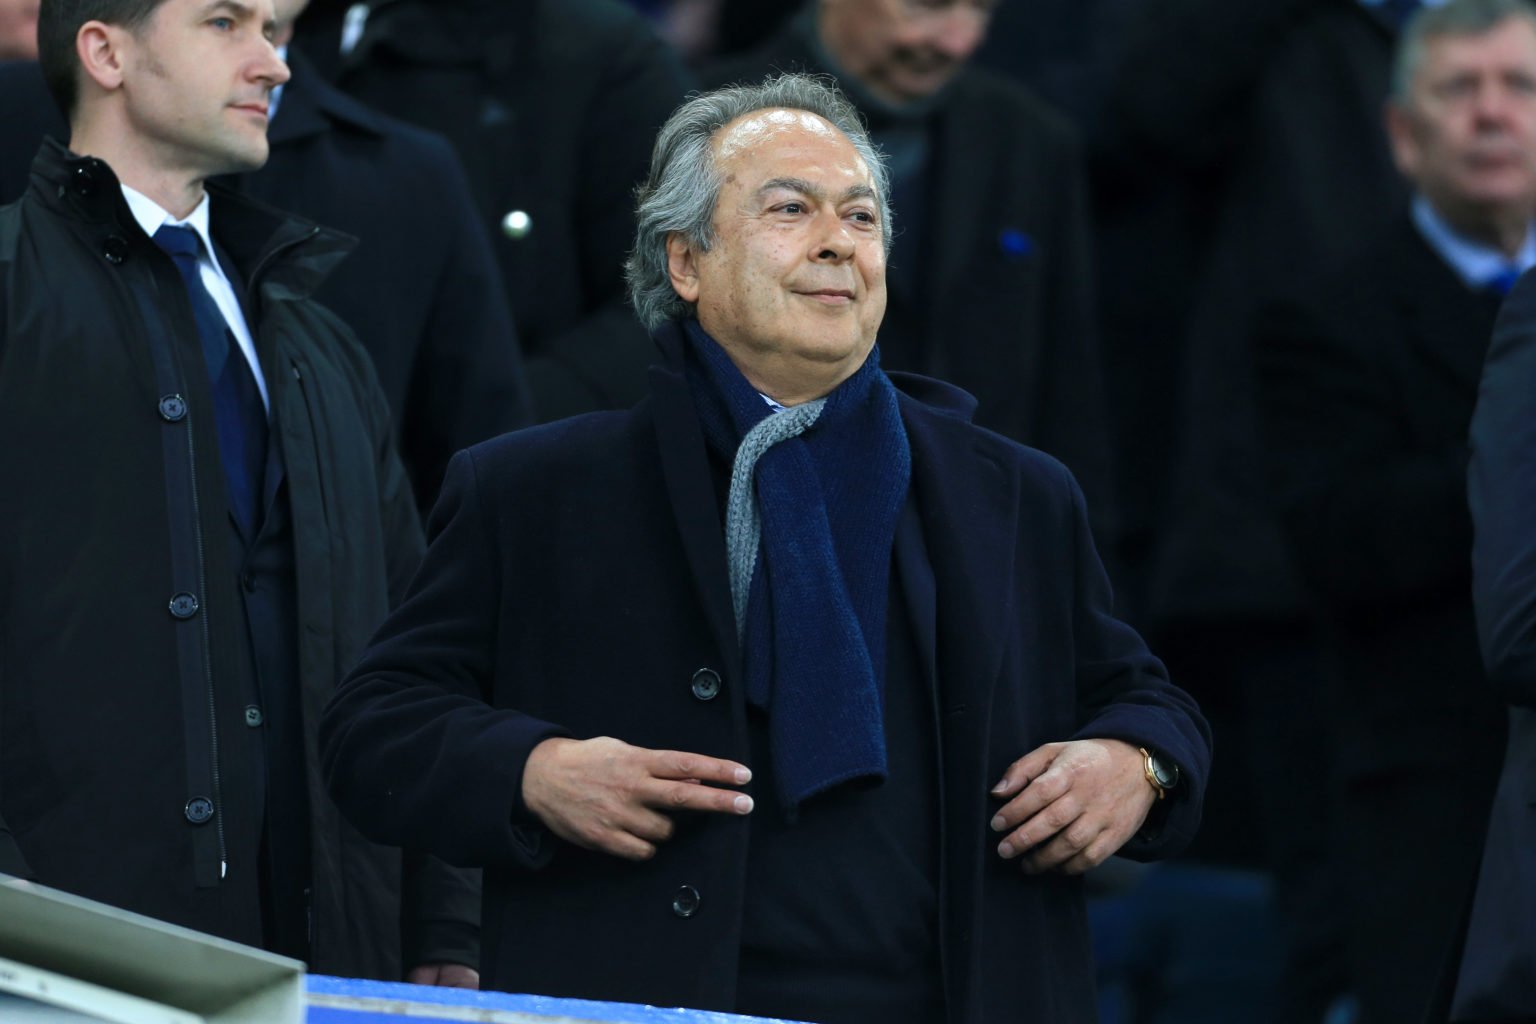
top-left (116, 0), bottom-right (289, 178)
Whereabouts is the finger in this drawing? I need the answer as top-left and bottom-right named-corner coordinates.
top-left (991, 763), bottom-right (1072, 834)
top-left (624, 807), bottom-right (678, 844)
top-left (997, 793), bottom-right (1081, 859)
top-left (648, 749), bottom-right (752, 786)
top-left (599, 828), bottom-right (659, 862)
top-left (1021, 819), bottom-right (1104, 875)
top-left (640, 778), bottom-right (755, 816)
top-left (1058, 834), bottom-right (1120, 876)
top-left (991, 743), bottom-right (1062, 799)
top-left (405, 965), bottom-right (440, 986)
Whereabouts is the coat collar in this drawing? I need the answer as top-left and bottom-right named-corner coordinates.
top-left (1393, 216), bottom-right (1505, 395)
top-left (27, 137), bottom-right (355, 302)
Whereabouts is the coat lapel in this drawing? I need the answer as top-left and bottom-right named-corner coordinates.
top-left (649, 361), bottom-right (741, 674)
top-left (1397, 224), bottom-right (1500, 396)
top-left (900, 393), bottom-right (1018, 715)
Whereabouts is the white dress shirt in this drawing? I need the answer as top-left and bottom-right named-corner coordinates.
top-left (121, 184), bottom-right (270, 410)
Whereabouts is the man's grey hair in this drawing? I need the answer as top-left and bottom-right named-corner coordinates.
top-left (1392, 0), bottom-right (1536, 104)
top-left (625, 73), bottom-right (893, 331)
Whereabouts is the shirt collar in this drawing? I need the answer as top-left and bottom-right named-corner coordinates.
top-left (121, 184), bottom-right (217, 260)
top-left (1411, 193), bottom-right (1536, 289)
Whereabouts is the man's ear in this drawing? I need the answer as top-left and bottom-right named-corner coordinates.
top-left (1384, 99), bottom-right (1420, 182)
top-left (76, 20), bottom-right (128, 95)
top-left (666, 232), bottom-right (702, 304)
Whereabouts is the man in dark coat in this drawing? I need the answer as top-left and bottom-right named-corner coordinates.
top-left (0, 0), bottom-right (476, 984)
top-left (320, 74), bottom-right (1210, 1023)
top-left (0, 0), bottom-right (531, 514)
top-left (700, 1), bottom-right (1115, 532)
top-left (1255, 2), bottom-right (1536, 1019)
top-left (1461, 262), bottom-right (1536, 1024)
top-left (296, 0), bottom-right (692, 422)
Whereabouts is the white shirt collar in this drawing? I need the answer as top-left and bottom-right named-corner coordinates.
top-left (1411, 193), bottom-right (1536, 290)
top-left (120, 184), bottom-right (217, 260)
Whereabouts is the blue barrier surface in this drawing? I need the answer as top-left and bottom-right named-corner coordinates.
top-left (306, 975), bottom-right (809, 1024)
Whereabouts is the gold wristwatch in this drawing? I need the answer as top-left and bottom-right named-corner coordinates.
top-left (1140, 747), bottom-right (1180, 800)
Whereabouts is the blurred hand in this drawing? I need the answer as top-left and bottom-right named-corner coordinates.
top-left (521, 736), bottom-right (753, 861)
top-left (989, 739), bottom-right (1156, 875)
top-left (406, 963), bottom-right (480, 989)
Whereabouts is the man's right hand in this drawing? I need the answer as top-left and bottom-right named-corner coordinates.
top-left (520, 736), bottom-right (753, 861)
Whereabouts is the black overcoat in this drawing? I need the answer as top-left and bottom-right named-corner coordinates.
top-left (1255, 217), bottom-right (1508, 1021)
top-left (320, 333), bottom-right (1210, 1022)
top-left (0, 56), bottom-right (530, 514)
top-left (0, 142), bottom-right (474, 977)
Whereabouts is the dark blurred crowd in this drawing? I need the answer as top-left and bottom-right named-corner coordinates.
top-left (2, 0), bottom-right (1533, 1022)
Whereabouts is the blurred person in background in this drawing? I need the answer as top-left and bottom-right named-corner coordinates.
top-left (0, 0), bottom-right (36, 58)
top-left (294, 0), bottom-right (693, 422)
top-left (701, 0), bottom-right (1116, 539)
top-left (1256, 2), bottom-right (1536, 1021)
top-left (0, 0), bottom-right (531, 515)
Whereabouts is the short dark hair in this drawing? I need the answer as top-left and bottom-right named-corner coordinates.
top-left (37, 0), bottom-right (170, 119)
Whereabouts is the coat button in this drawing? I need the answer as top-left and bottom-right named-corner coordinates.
top-left (158, 395), bottom-right (187, 422)
top-left (241, 571), bottom-right (256, 592)
top-left (671, 885), bottom-right (700, 919)
top-left (244, 706), bottom-right (264, 728)
top-left (184, 797), bottom-right (215, 825)
top-left (690, 667), bottom-right (721, 701)
top-left (72, 165), bottom-right (95, 196)
top-left (102, 235), bottom-right (129, 265)
top-left (500, 209), bottom-right (532, 239)
top-left (168, 592), bottom-right (200, 619)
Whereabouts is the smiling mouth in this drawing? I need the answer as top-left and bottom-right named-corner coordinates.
top-left (796, 289), bottom-right (855, 304)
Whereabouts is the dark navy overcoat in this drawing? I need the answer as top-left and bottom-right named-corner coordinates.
top-left (321, 332), bottom-right (1211, 1022)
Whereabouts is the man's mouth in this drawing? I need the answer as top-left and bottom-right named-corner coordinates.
top-left (797, 288), bottom-right (855, 304)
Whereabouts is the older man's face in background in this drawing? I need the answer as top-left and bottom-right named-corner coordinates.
top-left (0, 0), bottom-right (38, 60)
top-left (818, 0), bottom-right (994, 106)
top-left (679, 109), bottom-right (887, 388)
top-left (1389, 16), bottom-right (1536, 225)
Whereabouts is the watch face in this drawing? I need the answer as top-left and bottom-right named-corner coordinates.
top-left (1151, 755), bottom-right (1179, 789)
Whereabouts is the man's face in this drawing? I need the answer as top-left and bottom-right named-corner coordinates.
top-left (0, 0), bottom-right (38, 60)
top-left (670, 110), bottom-right (887, 395)
top-left (116, 0), bottom-right (289, 176)
top-left (1389, 16), bottom-right (1536, 224)
top-left (818, 0), bottom-right (994, 106)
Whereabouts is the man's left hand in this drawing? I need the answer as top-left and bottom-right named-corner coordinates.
top-left (989, 739), bottom-right (1156, 875)
top-left (406, 963), bottom-right (481, 990)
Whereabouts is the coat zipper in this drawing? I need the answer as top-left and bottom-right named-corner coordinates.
top-left (184, 388), bottom-right (227, 878)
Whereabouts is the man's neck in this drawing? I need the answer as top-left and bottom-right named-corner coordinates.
top-left (67, 121), bottom-right (206, 220)
top-left (1435, 197), bottom-right (1533, 260)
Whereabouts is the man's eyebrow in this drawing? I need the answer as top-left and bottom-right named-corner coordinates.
top-left (757, 178), bottom-right (879, 205)
top-left (199, 0), bottom-right (257, 21)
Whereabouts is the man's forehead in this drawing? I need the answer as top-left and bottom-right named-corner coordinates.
top-left (712, 108), bottom-right (873, 188)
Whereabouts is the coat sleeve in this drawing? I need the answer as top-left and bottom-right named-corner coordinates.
top-left (321, 449), bottom-right (568, 870)
top-left (1062, 469), bottom-right (1211, 859)
top-left (399, 134), bottom-right (532, 514)
top-left (1256, 291), bottom-right (1472, 610)
top-left (0, 259), bottom-right (27, 881)
top-left (1470, 272), bottom-right (1536, 707)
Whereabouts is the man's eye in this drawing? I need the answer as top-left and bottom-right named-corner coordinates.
top-left (780, 202), bottom-right (805, 214)
top-left (210, 16), bottom-right (234, 30)
top-left (850, 210), bottom-right (875, 224)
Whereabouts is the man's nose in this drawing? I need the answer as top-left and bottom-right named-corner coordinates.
top-left (810, 209), bottom-right (857, 261)
top-left (254, 42), bottom-right (292, 87)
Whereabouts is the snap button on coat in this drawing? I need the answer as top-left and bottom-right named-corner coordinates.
top-left (244, 706), bottom-right (264, 728)
top-left (101, 236), bottom-right (128, 265)
top-left (158, 395), bottom-right (187, 422)
top-left (184, 797), bottom-right (215, 824)
top-left (671, 885), bottom-right (700, 918)
top-left (168, 592), bottom-right (200, 619)
top-left (690, 667), bottom-right (721, 701)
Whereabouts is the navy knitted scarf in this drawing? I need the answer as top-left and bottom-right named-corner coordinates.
top-left (681, 320), bottom-right (912, 817)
